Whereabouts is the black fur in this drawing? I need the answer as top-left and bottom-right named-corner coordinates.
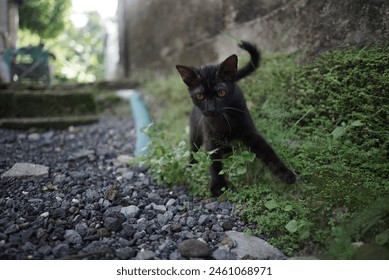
top-left (176, 41), bottom-right (296, 197)
top-left (236, 41), bottom-right (260, 81)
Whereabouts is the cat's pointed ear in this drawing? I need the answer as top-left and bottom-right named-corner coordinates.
top-left (218, 54), bottom-right (238, 82)
top-left (176, 65), bottom-right (200, 88)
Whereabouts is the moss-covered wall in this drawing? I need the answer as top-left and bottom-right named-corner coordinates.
top-left (0, 91), bottom-right (97, 118)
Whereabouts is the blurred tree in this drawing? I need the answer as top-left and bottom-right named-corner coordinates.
top-left (18, 11), bottom-right (105, 83)
top-left (19, 0), bottom-right (71, 39)
top-left (53, 11), bottom-right (105, 82)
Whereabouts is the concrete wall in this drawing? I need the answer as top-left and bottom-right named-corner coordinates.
top-left (1, 0), bottom-right (20, 84)
top-left (0, 0), bottom-right (9, 52)
top-left (118, 0), bottom-right (389, 77)
top-left (0, 0), bottom-right (19, 51)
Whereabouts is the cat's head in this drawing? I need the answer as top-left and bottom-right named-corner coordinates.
top-left (176, 55), bottom-right (238, 117)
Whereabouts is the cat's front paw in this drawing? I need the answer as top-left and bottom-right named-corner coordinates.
top-left (278, 169), bottom-right (297, 184)
top-left (210, 177), bottom-right (229, 197)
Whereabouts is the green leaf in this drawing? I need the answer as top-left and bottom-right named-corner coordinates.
top-left (299, 230), bottom-right (310, 240)
top-left (284, 205), bottom-right (293, 212)
top-left (375, 231), bottom-right (389, 246)
top-left (236, 166), bottom-right (247, 175)
top-left (241, 151), bottom-right (256, 162)
top-left (331, 126), bottom-right (347, 140)
top-left (264, 199), bottom-right (279, 210)
top-left (285, 219), bottom-right (298, 233)
top-left (350, 120), bottom-right (364, 127)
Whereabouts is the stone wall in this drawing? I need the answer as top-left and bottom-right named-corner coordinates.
top-left (118, 0), bottom-right (389, 77)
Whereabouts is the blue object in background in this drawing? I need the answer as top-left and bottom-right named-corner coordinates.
top-left (117, 90), bottom-right (151, 157)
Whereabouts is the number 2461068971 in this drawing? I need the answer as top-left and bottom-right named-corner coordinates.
top-left (208, 266), bottom-right (272, 276)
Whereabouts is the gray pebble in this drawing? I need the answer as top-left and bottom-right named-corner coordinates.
top-left (212, 249), bottom-right (237, 260)
top-left (122, 171), bottom-right (134, 180)
top-left (69, 171), bottom-right (90, 180)
top-left (5, 224), bottom-right (19, 235)
top-left (0, 116), bottom-right (271, 260)
top-left (105, 205), bottom-right (123, 216)
top-left (37, 245), bottom-right (52, 256)
top-left (166, 198), bottom-right (176, 207)
top-left (135, 250), bottom-right (155, 260)
top-left (104, 214), bottom-right (125, 232)
top-left (222, 221), bottom-right (234, 231)
top-left (121, 223), bottom-right (136, 238)
top-left (164, 210), bottom-right (174, 221)
top-left (186, 216), bottom-right (197, 228)
top-left (53, 174), bottom-right (67, 185)
top-left (219, 201), bottom-right (233, 210)
top-left (53, 243), bottom-right (70, 258)
top-left (151, 203), bottom-right (166, 213)
top-left (212, 224), bottom-right (224, 232)
top-left (116, 247), bottom-right (136, 259)
top-left (0, 232), bottom-right (7, 240)
top-left (148, 193), bottom-right (161, 203)
top-left (178, 239), bottom-right (211, 258)
top-left (85, 189), bottom-right (100, 201)
top-left (121, 205), bottom-right (140, 218)
top-left (134, 230), bottom-right (146, 240)
top-left (205, 202), bottom-right (219, 212)
top-left (136, 218), bottom-right (148, 231)
top-left (22, 241), bottom-right (35, 252)
top-left (157, 214), bottom-right (170, 227)
top-left (169, 251), bottom-right (182, 260)
top-left (198, 215), bottom-right (208, 226)
top-left (64, 229), bottom-right (83, 244)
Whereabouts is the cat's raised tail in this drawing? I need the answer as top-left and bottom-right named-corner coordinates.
top-left (235, 41), bottom-right (260, 81)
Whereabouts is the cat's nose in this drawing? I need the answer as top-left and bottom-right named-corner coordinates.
top-left (206, 103), bottom-right (217, 113)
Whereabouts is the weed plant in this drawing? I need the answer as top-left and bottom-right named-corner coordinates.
top-left (140, 45), bottom-right (389, 258)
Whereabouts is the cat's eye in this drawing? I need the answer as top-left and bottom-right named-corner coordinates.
top-left (217, 89), bottom-right (227, 98)
top-left (195, 93), bottom-right (205, 101)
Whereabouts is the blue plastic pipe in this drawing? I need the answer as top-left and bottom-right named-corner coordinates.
top-left (117, 89), bottom-right (151, 157)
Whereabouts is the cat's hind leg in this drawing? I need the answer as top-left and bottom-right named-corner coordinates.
top-left (242, 131), bottom-right (296, 184)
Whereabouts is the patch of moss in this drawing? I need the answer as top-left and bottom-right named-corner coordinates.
top-left (286, 45), bottom-right (389, 151)
top-left (0, 91), bottom-right (97, 118)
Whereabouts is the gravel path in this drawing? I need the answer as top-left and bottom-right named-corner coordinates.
top-left (0, 111), bottom-right (283, 260)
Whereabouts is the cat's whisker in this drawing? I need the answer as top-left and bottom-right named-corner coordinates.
top-left (223, 113), bottom-right (232, 136)
top-left (195, 115), bottom-right (204, 140)
top-left (224, 107), bottom-right (246, 114)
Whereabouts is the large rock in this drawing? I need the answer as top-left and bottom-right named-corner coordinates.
top-left (226, 231), bottom-right (286, 260)
top-left (178, 239), bottom-right (211, 258)
top-left (1, 163), bottom-right (49, 179)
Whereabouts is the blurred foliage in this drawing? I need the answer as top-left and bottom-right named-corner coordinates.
top-left (19, 0), bottom-right (72, 39)
top-left (18, 12), bottom-right (105, 83)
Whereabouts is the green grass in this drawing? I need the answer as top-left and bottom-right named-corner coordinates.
top-left (139, 44), bottom-right (389, 258)
top-left (142, 75), bottom-right (192, 141)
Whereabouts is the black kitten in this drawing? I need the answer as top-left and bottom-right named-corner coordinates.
top-left (176, 41), bottom-right (296, 196)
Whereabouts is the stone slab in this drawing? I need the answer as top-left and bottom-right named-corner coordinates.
top-left (1, 163), bottom-right (49, 179)
top-left (226, 231), bottom-right (286, 260)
